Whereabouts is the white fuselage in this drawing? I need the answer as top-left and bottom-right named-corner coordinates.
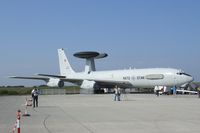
top-left (67, 68), bottom-right (193, 88)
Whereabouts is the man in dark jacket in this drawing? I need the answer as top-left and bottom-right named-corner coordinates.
top-left (31, 88), bottom-right (39, 107)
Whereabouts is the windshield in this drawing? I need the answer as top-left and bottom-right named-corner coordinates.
top-left (177, 72), bottom-right (191, 77)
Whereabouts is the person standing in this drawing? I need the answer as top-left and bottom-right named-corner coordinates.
top-left (114, 85), bottom-right (118, 101)
top-left (197, 87), bottom-right (200, 98)
top-left (173, 86), bottom-right (177, 96)
top-left (156, 90), bottom-right (159, 97)
top-left (32, 88), bottom-right (39, 107)
top-left (154, 86), bottom-right (159, 97)
top-left (117, 87), bottom-right (121, 101)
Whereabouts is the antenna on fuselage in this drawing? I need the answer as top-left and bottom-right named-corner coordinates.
top-left (73, 51), bottom-right (108, 73)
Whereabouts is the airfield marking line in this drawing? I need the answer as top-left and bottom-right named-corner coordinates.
top-left (57, 106), bottom-right (95, 133)
top-left (43, 115), bottom-right (52, 133)
top-left (32, 108), bottom-right (53, 133)
top-left (33, 106), bottom-right (95, 133)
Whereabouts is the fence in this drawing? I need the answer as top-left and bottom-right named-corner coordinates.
top-left (39, 89), bottom-right (79, 95)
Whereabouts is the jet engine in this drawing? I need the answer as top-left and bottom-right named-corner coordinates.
top-left (46, 78), bottom-right (64, 88)
top-left (80, 80), bottom-right (100, 93)
top-left (80, 80), bottom-right (96, 89)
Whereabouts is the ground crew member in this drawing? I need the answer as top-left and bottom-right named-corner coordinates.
top-left (114, 85), bottom-right (121, 101)
top-left (197, 87), bottom-right (200, 98)
top-left (154, 86), bottom-right (159, 97)
top-left (117, 87), bottom-right (121, 101)
top-left (173, 86), bottom-right (177, 96)
top-left (32, 88), bottom-right (39, 107)
top-left (156, 90), bottom-right (159, 97)
top-left (114, 85), bottom-right (118, 101)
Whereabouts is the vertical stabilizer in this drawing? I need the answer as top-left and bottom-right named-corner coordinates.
top-left (58, 48), bottom-right (75, 76)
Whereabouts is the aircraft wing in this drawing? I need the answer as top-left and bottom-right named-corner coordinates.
top-left (37, 74), bottom-right (83, 85)
top-left (10, 74), bottom-right (132, 88)
top-left (38, 74), bottom-right (130, 88)
top-left (37, 74), bottom-right (66, 78)
top-left (60, 78), bottom-right (82, 84)
top-left (36, 74), bottom-right (83, 84)
top-left (9, 75), bottom-right (82, 83)
top-left (9, 75), bottom-right (83, 87)
top-left (42, 74), bottom-right (132, 88)
top-left (9, 76), bottom-right (50, 81)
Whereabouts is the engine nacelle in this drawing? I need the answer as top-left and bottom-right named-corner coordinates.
top-left (80, 80), bottom-right (96, 89)
top-left (46, 78), bottom-right (64, 88)
top-left (80, 80), bottom-right (100, 94)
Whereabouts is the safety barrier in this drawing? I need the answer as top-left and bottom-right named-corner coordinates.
top-left (22, 97), bottom-right (31, 117)
top-left (12, 110), bottom-right (21, 133)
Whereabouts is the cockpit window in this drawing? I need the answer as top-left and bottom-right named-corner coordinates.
top-left (177, 72), bottom-right (191, 77)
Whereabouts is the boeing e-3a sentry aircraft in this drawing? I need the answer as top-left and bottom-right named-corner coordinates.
top-left (10, 48), bottom-right (194, 93)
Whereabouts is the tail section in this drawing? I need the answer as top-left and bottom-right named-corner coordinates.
top-left (58, 48), bottom-right (75, 76)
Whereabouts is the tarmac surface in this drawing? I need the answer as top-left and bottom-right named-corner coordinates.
top-left (0, 94), bottom-right (200, 133)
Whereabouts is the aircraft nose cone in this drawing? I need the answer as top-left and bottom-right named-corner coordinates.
top-left (188, 76), bottom-right (194, 83)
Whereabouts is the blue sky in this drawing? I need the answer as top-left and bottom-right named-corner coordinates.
top-left (0, 0), bottom-right (200, 86)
